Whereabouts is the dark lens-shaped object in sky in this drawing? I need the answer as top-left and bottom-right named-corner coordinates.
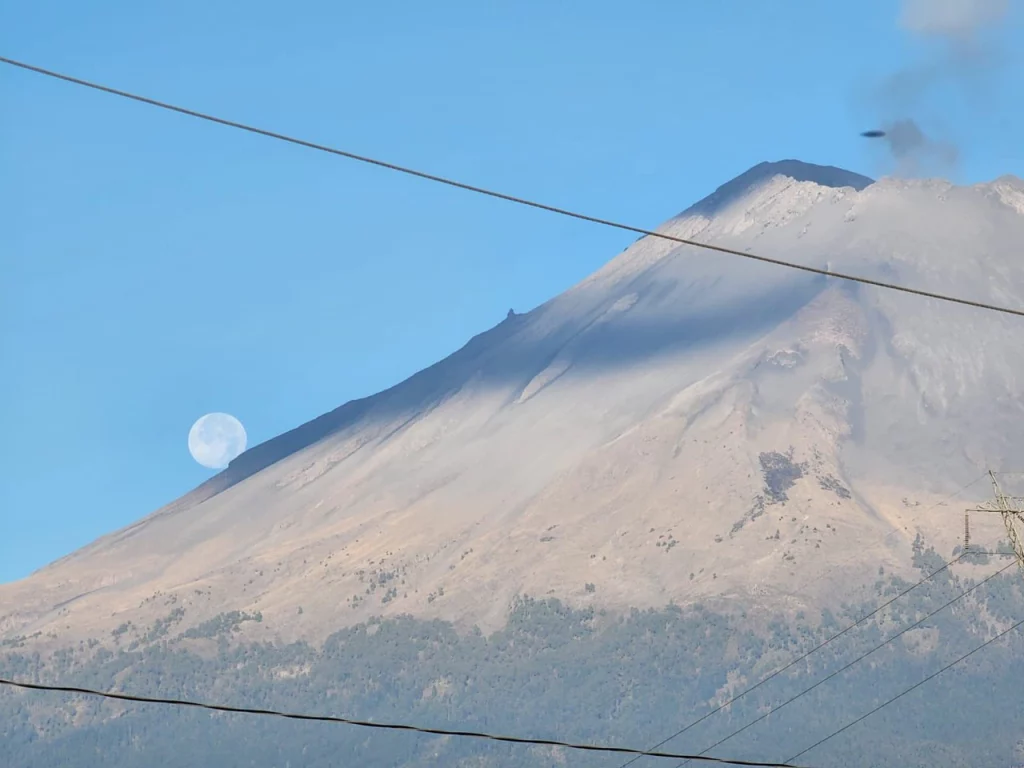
top-left (861, 130), bottom-right (886, 138)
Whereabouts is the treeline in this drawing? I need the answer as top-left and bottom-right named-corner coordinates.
top-left (3, 547), bottom-right (1024, 767)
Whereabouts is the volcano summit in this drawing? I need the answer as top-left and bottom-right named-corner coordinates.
top-left (4, 159), bottom-right (1024, 646)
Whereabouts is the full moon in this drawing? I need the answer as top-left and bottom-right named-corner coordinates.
top-left (188, 413), bottom-right (247, 470)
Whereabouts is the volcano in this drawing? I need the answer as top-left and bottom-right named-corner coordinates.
top-left (4, 159), bottom-right (1024, 648)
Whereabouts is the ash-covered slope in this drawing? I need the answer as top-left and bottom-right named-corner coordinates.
top-left (4, 160), bottom-right (1024, 649)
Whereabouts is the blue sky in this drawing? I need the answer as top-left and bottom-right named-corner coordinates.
top-left (2, 0), bottom-right (1022, 583)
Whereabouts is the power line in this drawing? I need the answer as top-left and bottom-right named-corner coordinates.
top-left (616, 473), bottom-right (988, 768)
top-left (0, 678), bottom-right (804, 768)
top-left (679, 558), bottom-right (1016, 765)
top-left (786, 614), bottom-right (1024, 763)
top-left (3, 55), bottom-right (1024, 321)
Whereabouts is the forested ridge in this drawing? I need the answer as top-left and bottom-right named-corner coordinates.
top-left (4, 545), bottom-right (1024, 768)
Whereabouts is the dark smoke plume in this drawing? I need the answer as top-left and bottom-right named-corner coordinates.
top-left (867, 0), bottom-right (1011, 175)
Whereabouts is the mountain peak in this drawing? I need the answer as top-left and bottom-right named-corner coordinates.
top-left (8, 155), bottom-right (1024, 657)
top-left (682, 159), bottom-right (874, 218)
